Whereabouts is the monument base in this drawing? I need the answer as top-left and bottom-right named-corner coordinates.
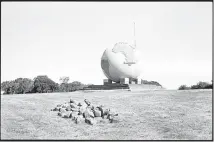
top-left (84, 83), bottom-right (129, 90)
top-left (120, 78), bottom-right (129, 84)
top-left (83, 78), bottom-right (163, 91)
top-left (103, 79), bottom-right (112, 85)
top-left (120, 77), bottom-right (142, 85)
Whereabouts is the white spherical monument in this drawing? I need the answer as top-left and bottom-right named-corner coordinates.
top-left (101, 42), bottom-right (142, 83)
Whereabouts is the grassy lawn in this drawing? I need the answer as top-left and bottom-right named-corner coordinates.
top-left (1, 89), bottom-right (212, 140)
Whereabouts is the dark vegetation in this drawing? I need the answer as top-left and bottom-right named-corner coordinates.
top-left (141, 79), bottom-right (162, 87)
top-left (1, 76), bottom-right (87, 95)
top-left (2, 75), bottom-right (211, 94)
top-left (178, 81), bottom-right (213, 90)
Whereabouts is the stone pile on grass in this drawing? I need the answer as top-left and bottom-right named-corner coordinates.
top-left (51, 98), bottom-right (118, 125)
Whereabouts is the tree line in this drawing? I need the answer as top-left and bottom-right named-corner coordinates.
top-left (178, 81), bottom-right (213, 90)
top-left (1, 75), bottom-right (88, 95)
top-left (1, 76), bottom-right (212, 94)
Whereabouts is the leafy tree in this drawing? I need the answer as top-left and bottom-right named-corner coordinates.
top-left (191, 81), bottom-right (211, 89)
top-left (141, 79), bottom-right (162, 87)
top-left (59, 83), bottom-right (69, 92)
top-left (1, 80), bottom-right (15, 94)
top-left (1, 78), bottom-right (34, 94)
top-left (198, 81), bottom-right (211, 89)
top-left (59, 76), bottom-right (70, 84)
top-left (178, 85), bottom-right (190, 90)
top-left (1, 81), bottom-right (10, 94)
top-left (70, 81), bottom-right (85, 90)
top-left (59, 81), bottom-right (85, 92)
top-left (58, 76), bottom-right (70, 92)
top-left (190, 85), bottom-right (199, 89)
top-left (71, 81), bottom-right (82, 86)
top-left (32, 75), bottom-right (59, 93)
top-left (14, 78), bottom-right (34, 94)
top-left (67, 83), bottom-right (76, 92)
top-left (204, 83), bottom-right (213, 89)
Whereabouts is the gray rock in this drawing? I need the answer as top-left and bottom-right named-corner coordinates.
top-left (103, 108), bottom-right (111, 116)
top-left (83, 108), bottom-right (94, 118)
top-left (86, 105), bottom-right (95, 111)
top-left (77, 102), bottom-right (82, 106)
top-left (75, 115), bottom-right (84, 124)
top-left (62, 103), bottom-right (70, 108)
top-left (68, 111), bottom-right (73, 118)
top-left (59, 108), bottom-right (66, 113)
top-left (56, 104), bottom-right (62, 107)
top-left (62, 113), bottom-right (70, 118)
top-left (93, 108), bottom-right (102, 117)
top-left (107, 113), bottom-right (118, 123)
top-left (96, 106), bottom-right (104, 118)
top-left (80, 103), bottom-right (87, 109)
top-left (70, 112), bottom-right (79, 120)
top-left (70, 99), bottom-right (77, 104)
top-left (70, 103), bottom-right (78, 108)
top-left (85, 117), bottom-right (96, 125)
top-left (84, 99), bottom-right (91, 106)
top-left (52, 107), bottom-right (61, 111)
top-left (65, 106), bottom-right (72, 111)
top-left (71, 108), bottom-right (79, 112)
top-left (78, 107), bottom-right (85, 115)
top-left (58, 112), bottom-right (63, 116)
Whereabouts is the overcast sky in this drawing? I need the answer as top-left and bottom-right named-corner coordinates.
top-left (1, 2), bottom-right (212, 89)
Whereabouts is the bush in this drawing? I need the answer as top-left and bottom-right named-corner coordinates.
top-left (178, 81), bottom-right (213, 90)
top-left (14, 78), bottom-right (34, 94)
top-left (190, 85), bottom-right (199, 89)
top-left (204, 84), bottom-right (213, 89)
top-left (59, 76), bottom-right (69, 84)
top-left (190, 81), bottom-right (212, 90)
top-left (59, 80), bottom-right (85, 92)
top-left (141, 79), bottom-right (162, 87)
top-left (1, 78), bottom-right (34, 94)
top-left (1, 80), bottom-right (15, 94)
top-left (178, 85), bottom-right (190, 90)
top-left (31, 75), bottom-right (59, 93)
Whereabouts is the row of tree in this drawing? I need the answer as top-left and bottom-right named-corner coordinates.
top-left (178, 81), bottom-right (213, 90)
top-left (1, 76), bottom-right (87, 95)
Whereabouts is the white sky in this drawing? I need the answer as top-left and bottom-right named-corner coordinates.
top-left (1, 2), bottom-right (212, 89)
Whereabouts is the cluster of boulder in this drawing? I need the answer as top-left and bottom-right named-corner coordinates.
top-left (51, 98), bottom-right (118, 125)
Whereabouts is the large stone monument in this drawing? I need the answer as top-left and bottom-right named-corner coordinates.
top-left (101, 42), bottom-right (142, 85)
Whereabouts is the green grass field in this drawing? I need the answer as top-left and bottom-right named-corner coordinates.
top-left (1, 89), bottom-right (212, 140)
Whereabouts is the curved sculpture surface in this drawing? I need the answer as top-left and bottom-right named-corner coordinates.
top-left (101, 42), bottom-right (142, 82)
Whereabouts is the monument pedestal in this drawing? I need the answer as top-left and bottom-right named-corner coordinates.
top-left (103, 79), bottom-right (112, 85)
top-left (120, 78), bottom-right (129, 84)
top-left (137, 78), bottom-right (141, 84)
top-left (119, 77), bottom-right (142, 85)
